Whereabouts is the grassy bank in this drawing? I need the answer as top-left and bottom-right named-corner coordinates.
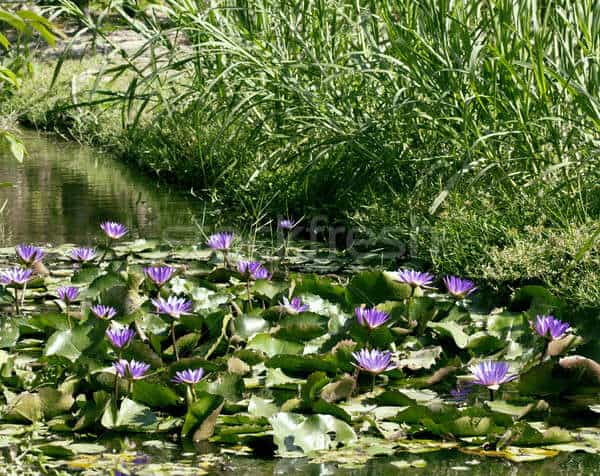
top-left (3, 0), bottom-right (600, 306)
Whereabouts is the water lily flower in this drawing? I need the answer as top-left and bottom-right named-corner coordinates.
top-left (352, 348), bottom-right (396, 375)
top-left (15, 244), bottom-right (44, 266)
top-left (449, 383), bottom-right (473, 403)
top-left (113, 359), bottom-right (150, 380)
top-left (355, 307), bottom-right (390, 329)
top-left (172, 368), bottom-right (204, 385)
top-left (532, 315), bottom-right (571, 341)
top-left (443, 275), bottom-right (477, 298)
top-left (91, 304), bottom-right (117, 320)
top-left (278, 219), bottom-right (297, 231)
top-left (207, 232), bottom-right (234, 251)
top-left (101, 221), bottom-right (128, 240)
top-left (280, 296), bottom-right (309, 313)
top-left (151, 296), bottom-right (192, 319)
top-left (143, 266), bottom-right (175, 287)
top-left (395, 269), bottom-right (434, 288)
top-left (469, 360), bottom-right (517, 398)
top-left (57, 286), bottom-right (79, 303)
top-left (69, 247), bottom-right (97, 263)
top-left (0, 266), bottom-right (33, 285)
top-left (106, 326), bottom-right (135, 349)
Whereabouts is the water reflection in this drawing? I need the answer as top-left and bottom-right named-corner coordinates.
top-left (0, 130), bottom-right (207, 246)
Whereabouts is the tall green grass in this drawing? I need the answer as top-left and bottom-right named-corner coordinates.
top-left (54, 0), bottom-right (599, 215)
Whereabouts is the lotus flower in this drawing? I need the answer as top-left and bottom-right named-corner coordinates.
top-left (15, 244), bottom-right (44, 265)
top-left (278, 219), bottom-right (297, 231)
top-left (152, 296), bottom-right (192, 319)
top-left (91, 304), bottom-right (117, 320)
top-left (352, 349), bottom-right (396, 374)
top-left (113, 359), bottom-right (150, 380)
top-left (443, 275), bottom-right (477, 298)
top-left (449, 383), bottom-right (473, 403)
top-left (395, 269), bottom-right (434, 288)
top-left (0, 266), bottom-right (33, 285)
top-left (532, 315), bottom-right (571, 341)
top-left (280, 296), bottom-right (309, 313)
top-left (57, 286), bottom-right (79, 303)
top-left (106, 326), bottom-right (135, 349)
top-left (143, 266), bottom-right (175, 287)
top-left (172, 368), bottom-right (205, 385)
top-left (355, 307), bottom-right (390, 329)
top-left (207, 232), bottom-right (234, 251)
top-left (69, 247), bottom-right (97, 263)
top-left (470, 360), bottom-right (517, 391)
top-left (100, 221), bottom-right (128, 240)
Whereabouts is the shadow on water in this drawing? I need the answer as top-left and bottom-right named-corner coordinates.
top-left (0, 130), bottom-right (211, 246)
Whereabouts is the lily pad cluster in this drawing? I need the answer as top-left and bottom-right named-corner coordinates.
top-left (0, 222), bottom-right (600, 472)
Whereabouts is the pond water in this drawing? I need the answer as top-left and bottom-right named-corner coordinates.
top-left (0, 130), bottom-right (209, 246)
top-left (1, 131), bottom-right (599, 475)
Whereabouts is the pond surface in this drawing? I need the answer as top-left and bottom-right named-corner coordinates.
top-left (0, 130), bottom-right (210, 246)
top-left (1, 131), bottom-right (599, 475)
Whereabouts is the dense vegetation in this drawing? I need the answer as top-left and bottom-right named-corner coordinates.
top-left (2, 0), bottom-right (600, 304)
top-left (1, 225), bottom-right (600, 474)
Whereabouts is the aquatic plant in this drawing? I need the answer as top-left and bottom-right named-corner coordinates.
top-left (106, 326), bottom-right (135, 349)
top-left (100, 221), bottom-right (128, 240)
top-left (69, 247), bottom-right (97, 263)
top-left (443, 276), bottom-right (477, 299)
top-left (355, 307), bottom-right (390, 330)
top-left (114, 359), bottom-right (150, 380)
top-left (533, 315), bottom-right (571, 341)
top-left (0, 266), bottom-right (33, 314)
top-left (144, 266), bottom-right (175, 287)
top-left (394, 269), bottom-right (434, 288)
top-left (280, 296), bottom-right (309, 314)
top-left (469, 360), bottom-right (517, 401)
top-left (152, 296), bottom-right (192, 361)
top-left (91, 304), bottom-right (117, 320)
top-left (15, 244), bottom-right (43, 266)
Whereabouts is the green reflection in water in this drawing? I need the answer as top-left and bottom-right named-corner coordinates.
top-left (0, 130), bottom-right (211, 246)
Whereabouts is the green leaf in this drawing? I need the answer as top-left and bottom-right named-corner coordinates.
top-left (246, 333), bottom-right (303, 357)
top-left (181, 392), bottom-right (224, 438)
top-left (266, 354), bottom-right (338, 377)
top-left (44, 326), bottom-right (93, 362)
top-left (269, 412), bottom-right (356, 454)
top-left (132, 381), bottom-right (179, 408)
top-left (427, 321), bottom-right (469, 349)
top-left (346, 271), bottom-right (411, 307)
top-left (276, 313), bottom-right (328, 342)
top-left (101, 398), bottom-right (157, 431)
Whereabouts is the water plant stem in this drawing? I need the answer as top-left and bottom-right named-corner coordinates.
top-left (171, 321), bottom-right (179, 361)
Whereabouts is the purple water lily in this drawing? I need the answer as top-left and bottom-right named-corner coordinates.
top-left (352, 349), bottom-right (396, 375)
top-left (91, 304), bottom-right (117, 320)
top-left (113, 359), bottom-right (150, 380)
top-left (100, 221), bottom-right (128, 240)
top-left (207, 232), bottom-right (234, 251)
top-left (238, 261), bottom-right (271, 280)
top-left (280, 296), bottom-right (309, 313)
top-left (152, 296), bottom-right (193, 319)
top-left (278, 219), bottom-right (297, 231)
top-left (172, 368), bottom-right (205, 385)
top-left (449, 383), bottom-right (474, 404)
top-left (57, 286), bottom-right (79, 303)
top-left (106, 326), bottom-right (136, 349)
top-left (355, 307), bottom-right (390, 329)
top-left (469, 360), bottom-right (517, 397)
top-left (69, 247), bottom-right (97, 263)
top-left (395, 269), bottom-right (434, 288)
top-left (0, 266), bottom-right (33, 285)
top-left (144, 266), bottom-right (175, 287)
top-left (443, 275), bottom-right (477, 299)
top-left (532, 315), bottom-right (571, 341)
top-left (15, 244), bottom-right (44, 265)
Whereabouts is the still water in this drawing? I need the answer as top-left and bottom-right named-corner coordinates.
top-left (0, 130), bottom-right (209, 246)
top-left (1, 131), bottom-right (599, 474)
